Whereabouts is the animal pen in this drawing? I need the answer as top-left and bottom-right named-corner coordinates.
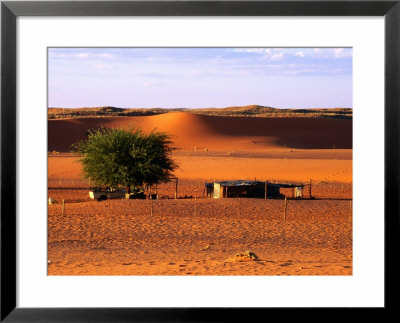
top-left (205, 180), bottom-right (307, 199)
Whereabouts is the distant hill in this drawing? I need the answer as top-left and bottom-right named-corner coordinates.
top-left (48, 105), bottom-right (352, 119)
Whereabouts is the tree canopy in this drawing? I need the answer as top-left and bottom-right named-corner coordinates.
top-left (72, 128), bottom-right (177, 192)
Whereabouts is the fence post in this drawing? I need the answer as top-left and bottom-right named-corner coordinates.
top-left (265, 180), bottom-right (268, 199)
top-left (62, 199), bottom-right (65, 215)
top-left (108, 194), bottom-right (110, 216)
top-left (309, 179), bottom-right (312, 199)
top-left (283, 197), bottom-right (287, 221)
top-left (175, 178), bottom-right (178, 199)
top-left (349, 200), bottom-right (352, 223)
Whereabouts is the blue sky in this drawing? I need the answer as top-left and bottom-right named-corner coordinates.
top-left (48, 47), bottom-right (352, 109)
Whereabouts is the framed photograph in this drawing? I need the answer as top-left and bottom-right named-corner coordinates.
top-left (1, 0), bottom-right (399, 321)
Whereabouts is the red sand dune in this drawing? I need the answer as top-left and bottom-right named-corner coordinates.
top-left (48, 112), bottom-right (352, 152)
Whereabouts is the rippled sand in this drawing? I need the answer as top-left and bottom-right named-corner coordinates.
top-left (48, 197), bottom-right (352, 275)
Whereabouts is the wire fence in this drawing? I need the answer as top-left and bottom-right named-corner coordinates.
top-left (48, 178), bottom-right (352, 204)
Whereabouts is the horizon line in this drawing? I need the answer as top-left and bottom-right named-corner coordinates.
top-left (48, 105), bottom-right (353, 110)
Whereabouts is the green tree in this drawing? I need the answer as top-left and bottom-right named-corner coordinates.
top-left (72, 128), bottom-right (177, 194)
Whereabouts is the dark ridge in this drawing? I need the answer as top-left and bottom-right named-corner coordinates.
top-left (48, 105), bottom-right (352, 120)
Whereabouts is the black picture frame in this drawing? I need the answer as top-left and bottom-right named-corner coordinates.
top-left (1, 0), bottom-right (399, 321)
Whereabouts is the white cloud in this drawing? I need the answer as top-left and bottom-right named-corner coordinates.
top-left (234, 48), bottom-right (284, 61)
top-left (53, 52), bottom-right (116, 60)
top-left (75, 53), bottom-right (89, 58)
top-left (312, 48), bottom-right (352, 59)
top-left (332, 48), bottom-right (352, 58)
top-left (93, 64), bottom-right (112, 70)
top-left (270, 52), bottom-right (284, 60)
top-left (97, 53), bottom-right (113, 59)
top-left (233, 48), bottom-right (267, 54)
top-left (295, 51), bottom-right (305, 57)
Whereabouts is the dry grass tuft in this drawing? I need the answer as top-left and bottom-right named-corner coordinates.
top-left (225, 250), bottom-right (260, 262)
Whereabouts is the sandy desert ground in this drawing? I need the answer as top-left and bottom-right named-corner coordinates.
top-left (48, 112), bottom-right (352, 275)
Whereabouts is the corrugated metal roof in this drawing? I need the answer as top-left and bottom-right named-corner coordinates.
top-left (205, 180), bottom-right (304, 188)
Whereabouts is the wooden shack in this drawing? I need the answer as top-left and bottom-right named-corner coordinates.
top-left (205, 180), bottom-right (305, 199)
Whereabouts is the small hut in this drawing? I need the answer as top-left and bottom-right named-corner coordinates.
top-left (205, 180), bottom-right (305, 199)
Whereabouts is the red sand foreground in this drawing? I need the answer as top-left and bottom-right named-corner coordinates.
top-left (48, 112), bottom-right (352, 275)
